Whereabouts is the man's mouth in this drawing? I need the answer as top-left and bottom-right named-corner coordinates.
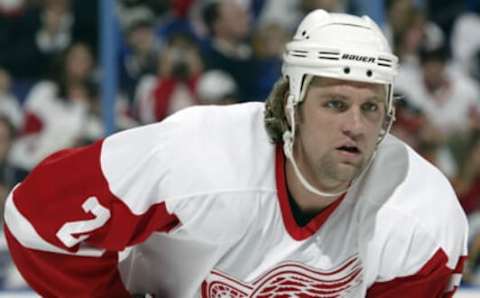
top-left (336, 145), bottom-right (361, 154)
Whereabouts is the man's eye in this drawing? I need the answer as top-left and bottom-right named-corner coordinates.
top-left (362, 102), bottom-right (379, 112)
top-left (325, 100), bottom-right (346, 111)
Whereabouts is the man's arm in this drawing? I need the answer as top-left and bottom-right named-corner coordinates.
top-left (4, 139), bottom-right (179, 296)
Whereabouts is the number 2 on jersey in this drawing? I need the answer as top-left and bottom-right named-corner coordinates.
top-left (56, 196), bottom-right (111, 248)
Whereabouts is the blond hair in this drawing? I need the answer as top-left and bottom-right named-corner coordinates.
top-left (263, 78), bottom-right (291, 143)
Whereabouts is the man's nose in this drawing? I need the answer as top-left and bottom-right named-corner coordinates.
top-left (341, 107), bottom-right (366, 138)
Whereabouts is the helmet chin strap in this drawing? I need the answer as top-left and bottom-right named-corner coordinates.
top-left (282, 96), bottom-right (348, 198)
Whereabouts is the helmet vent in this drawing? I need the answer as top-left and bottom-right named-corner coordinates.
top-left (318, 51), bottom-right (340, 61)
top-left (290, 50), bottom-right (309, 58)
top-left (377, 57), bottom-right (394, 68)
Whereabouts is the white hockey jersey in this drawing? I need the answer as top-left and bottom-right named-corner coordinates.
top-left (4, 102), bottom-right (468, 297)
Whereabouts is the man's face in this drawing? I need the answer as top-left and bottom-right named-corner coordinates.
top-left (66, 44), bottom-right (93, 82)
top-left (217, 1), bottom-right (249, 40)
top-left (422, 60), bottom-right (446, 91)
top-left (292, 77), bottom-right (386, 191)
top-left (128, 25), bottom-right (155, 53)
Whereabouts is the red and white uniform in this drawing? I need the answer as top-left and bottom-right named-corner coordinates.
top-left (4, 103), bottom-right (468, 297)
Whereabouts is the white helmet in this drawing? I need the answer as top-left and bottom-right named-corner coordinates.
top-left (281, 10), bottom-right (398, 197)
top-left (283, 9), bottom-right (397, 107)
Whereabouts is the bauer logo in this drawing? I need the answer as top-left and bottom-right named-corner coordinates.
top-left (342, 54), bottom-right (376, 63)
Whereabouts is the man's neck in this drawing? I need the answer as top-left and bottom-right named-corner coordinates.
top-left (285, 159), bottom-right (343, 213)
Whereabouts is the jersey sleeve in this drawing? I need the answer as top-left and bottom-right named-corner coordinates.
top-left (3, 122), bottom-right (181, 296)
top-left (363, 190), bottom-right (468, 298)
top-left (359, 141), bottom-right (470, 298)
top-left (367, 249), bottom-right (467, 297)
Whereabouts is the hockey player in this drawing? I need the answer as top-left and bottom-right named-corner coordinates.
top-left (3, 10), bottom-right (467, 297)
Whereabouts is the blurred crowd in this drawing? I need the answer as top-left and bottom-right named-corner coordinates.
top-left (0, 0), bottom-right (479, 290)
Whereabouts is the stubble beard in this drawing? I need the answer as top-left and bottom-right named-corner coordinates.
top-left (296, 138), bottom-right (364, 192)
top-left (315, 151), bottom-right (365, 189)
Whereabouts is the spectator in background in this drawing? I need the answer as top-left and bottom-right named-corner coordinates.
top-left (201, 0), bottom-right (258, 101)
top-left (50, 41), bottom-right (95, 99)
top-left (0, 0), bottom-right (98, 81)
top-left (0, 117), bottom-right (26, 292)
top-left (383, 0), bottom-right (416, 48)
top-left (0, 0), bottom-right (75, 79)
top-left (251, 22), bottom-right (289, 100)
top-left (390, 95), bottom-right (426, 150)
top-left (450, 9), bottom-right (480, 81)
top-left (8, 42), bottom-right (95, 173)
top-left (395, 47), bottom-right (480, 177)
top-left (257, 0), bottom-right (345, 32)
top-left (135, 33), bottom-right (203, 123)
top-left (119, 7), bottom-right (163, 101)
top-left (456, 131), bottom-right (480, 286)
top-left (393, 8), bottom-right (444, 66)
top-left (384, 0), bottom-right (444, 65)
top-left (396, 47), bottom-right (480, 137)
top-left (197, 70), bottom-right (237, 105)
top-left (155, 0), bottom-right (198, 42)
top-left (35, 0), bottom-right (73, 55)
top-left (0, 67), bottom-right (23, 129)
top-left (391, 95), bottom-right (456, 177)
top-left (0, 116), bottom-right (15, 207)
top-left (454, 134), bottom-right (480, 215)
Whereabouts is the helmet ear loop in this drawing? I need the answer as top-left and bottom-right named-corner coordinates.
top-left (283, 74), bottom-right (313, 156)
top-left (377, 105), bottom-right (396, 145)
top-left (282, 93), bottom-right (347, 198)
top-left (376, 84), bottom-right (396, 145)
top-left (283, 94), bottom-right (297, 158)
top-left (283, 93), bottom-right (294, 128)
